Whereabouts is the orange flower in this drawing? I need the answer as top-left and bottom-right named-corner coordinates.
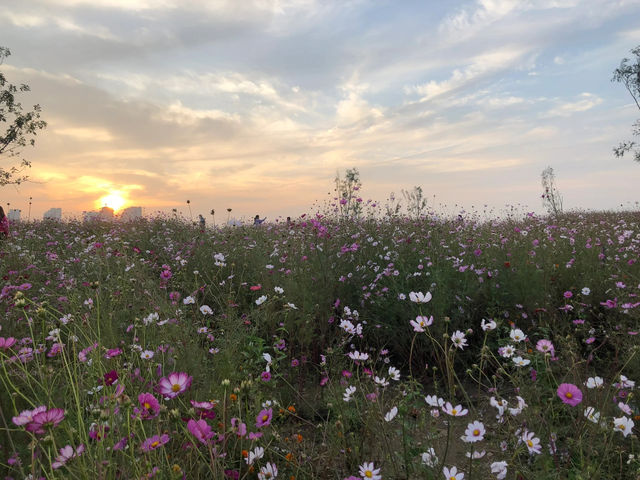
top-left (296, 434), bottom-right (303, 443)
top-left (285, 452), bottom-right (294, 462)
top-left (229, 393), bottom-right (237, 401)
top-left (241, 450), bottom-right (248, 458)
top-left (287, 405), bottom-right (296, 413)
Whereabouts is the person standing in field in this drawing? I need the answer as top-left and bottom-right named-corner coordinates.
top-left (254, 214), bottom-right (266, 225)
top-left (0, 206), bottom-right (9, 238)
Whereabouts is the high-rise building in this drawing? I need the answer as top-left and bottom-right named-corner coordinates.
top-left (43, 208), bottom-right (62, 220)
top-left (8, 209), bottom-right (21, 221)
top-left (120, 206), bottom-right (142, 221)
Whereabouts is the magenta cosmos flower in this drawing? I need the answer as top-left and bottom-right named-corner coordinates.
top-left (187, 419), bottom-right (214, 444)
top-left (141, 433), bottom-right (170, 452)
top-left (26, 408), bottom-right (66, 434)
top-left (136, 393), bottom-right (160, 419)
top-left (557, 383), bottom-right (583, 406)
top-left (256, 408), bottom-right (273, 428)
top-left (156, 372), bottom-right (192, 399)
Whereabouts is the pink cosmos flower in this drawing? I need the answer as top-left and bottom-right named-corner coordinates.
top-left (0, 336), bottom-right (17, 350)
top-left (187, 419), bottom-right (214, 444)
top-left (231, 417), bottom-right (247, 436)
top-left (141, 433), bottom-right (169, 452)
top-left (156, 372), bottom-right (192, 399)
top-left (136, 393), bottom-right (160, 419)
top-left (13, 406), bottom-right (47, 426)
top-left (536, 339), bottom-right (555, 355)
top-left (26, 408), bottom-right (65, 434)
top-left (52, 444), bottom-right (85, 470)
top-left (557, 383), bottom-right (583, 407)
top-left (256, 408), bottom-right (273, 428)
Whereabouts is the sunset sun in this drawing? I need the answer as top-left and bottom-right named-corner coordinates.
top-left (97, 192), bottom-right (127, 212)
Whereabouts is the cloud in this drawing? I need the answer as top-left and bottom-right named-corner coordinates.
top-left (543, 93), bottom-right (603, 117)
top-left (406, 46), bottom-right (530, 102)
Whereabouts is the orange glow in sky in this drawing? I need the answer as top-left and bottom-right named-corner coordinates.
top-left (96, 191), bottom-right (128, 212)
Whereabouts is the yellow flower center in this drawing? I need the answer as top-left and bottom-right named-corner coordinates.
top-left (473, 429), bottom-right (480, 436)
top-left (527, 440), bottom-right (533, 447)
top-left (172, 383), bottom-right (181, 392)
top-left (451, 409), bottom-right (457, 415)
top-left (566, 392), bottom-right (573, 399)
top-left (365, 471), bottom-right (373, 478)
top-left (151, 441), bottom-right (160, 448)
top-left (144, 402), bottom-right (151, 409)
top-left (618, 424), bottom-right (625, 430)
top-left (262, 414), bottom-right (269, 422)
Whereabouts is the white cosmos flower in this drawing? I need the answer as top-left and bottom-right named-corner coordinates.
top-left (585, 376), bottom-right (604, 388)
top-left (245, 446), bottom-right (264, 465)
top-left (421, 447), bottom-right (438, 467)
top-left (409, 291), bottom-right (432, 303)
top-left (384, 406), bottom-right (398, 422)
top-left (491, 461), bottom-right (508, 479)
top-left (613, 416), bottom-right (634, 437)
top-left (347, 351), bottom-right (369, 361)
top-left (199, 305), bottom-right (213, 315)
top-left (255, 295), bottom-right (268, 306)
top-left (509, 328), bottom-right (527, 342)
top-left (512, 356), bottom-right (530, 367)
top-left (183, 296), bottom-right (196, 305)
top-left (388, 366), bottom-right (400, 381)
top-left (343, 385), bottom-right (357, 402)
top-left (584, 406), bottom-right (600, 423)
top-left (481, 318), bottom-right (497, 331)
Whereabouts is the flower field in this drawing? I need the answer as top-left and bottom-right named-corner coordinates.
top-left (0, 210), bottom-right (638, 479)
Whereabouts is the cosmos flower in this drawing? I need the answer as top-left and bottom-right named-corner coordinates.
top-left (359, 462), bottom-right (381, 480)
top-left (490, 461), bottom-right (508, 479)
top-left (256, 408), bottom-right (273, 428)
top-left (258, 462), bottom-right (278, 480)
top-left (384, 406), bottom-right (398, 422)
top-left (480, 319), bottom-right (496, 331)
top-left (410, 315), bottom-right (433, 332)
top-left (521, 430), bottom-right (541, 455)
top-left (462, 421), bottom-right (485, 443)
top-left (421, 447), bottom-right (438, 467)
top-left (409, 291), bottom-right (432, 303)
top-left (509, 329), bottom-right (527, 342)
top-left (584, 406), bottom-right (600, 423)
top-left (156, 372), bottom-right (192, 399)
top-left (136, 393), bottom-right (160, 419)
top-left (51, 444), bottom-right (85, 470)
top-left (557, 383), bottom-right (583, 407)
top-left (613, 416), bottom-right (634, 437)
top-left (25, 408), bottom-right (65, 434)
top-left (187, 419), bottom-right (214, 444)
top-left (450, 331), bottom-right (467, 349)
top-left (141, 433), bottom-right (169, 452)
top-left (442, 465), bottom-right (464, 479)
top-left (585, 376), bottom-right (604, 389)
top-left (245, 446), bottom-right (265, 465)
top-left (443, 402), bottom-right (468, 417)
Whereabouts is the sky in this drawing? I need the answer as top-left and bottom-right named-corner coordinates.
top-left (1, 0), bottom-right (640, 221)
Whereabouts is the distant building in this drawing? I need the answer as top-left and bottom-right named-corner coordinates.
top-left (8, 209), bottom-right (21, 221)
top-left (99, 207), bottom-right (114, 220)
top-left (120, 206), bottom-right (142, 221)
top-left (43, 208), bottom-right (62, 220)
